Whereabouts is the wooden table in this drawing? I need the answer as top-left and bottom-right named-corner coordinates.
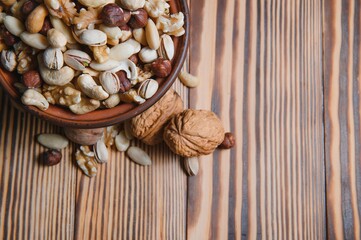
top-left (0, 0), bottom-right (360, 239)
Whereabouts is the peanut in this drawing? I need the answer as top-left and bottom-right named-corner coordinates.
top-left (25, 4), bottom-right (48, 33)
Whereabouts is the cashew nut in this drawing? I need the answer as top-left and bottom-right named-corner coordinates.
top-left (178, 71), bottom-right (200, 88)
top-left (109, 59), bottom-right (138, 80)
top-left (103, 94), bottom-right (121, 108)
top-left (25, 4), bottom-right (49, 33)
top-left (69, 97), bottom-right (100, 115)
top-left (109, 39), bottom-right (141, 61)
top-left (38, 55), bottom-right (75, 86)
top-left (77, 74), bottom-right (109, 100)
top-left (21, 89), bottom-right (50, 111)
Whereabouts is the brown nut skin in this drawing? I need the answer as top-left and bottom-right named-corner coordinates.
top-left (151, 58), bottom-right (172, 78)
top-left (39, 18), bottom-right (52, 36)
top-left (129, 54), bottom-right (139, 65)
top-left (163, 109), bottom-right (225, 157)
top-left (42, 149), bottom-right (62, 166)
top-left (116, 70), bottom-right (132, 93)
top-left (21, 0), bottom-right (38, 16)
top-left (128, 9), bottom-right (148, 29)
top-left (101, 3), bottom-right (129, 27)
top-left (218, 132), bottom-right (235, 149)
top-left (1, 28), bottom-right (18, 46)
top-left (22, 70), bottom-right (42, 88)
top-left (64, 127), bottom-right (103, 145)
top-left (130, 89), bottom-right (183, 145)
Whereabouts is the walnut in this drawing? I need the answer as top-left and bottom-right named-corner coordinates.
top-left (136, 66), bottom-right (153, 83)
top-left (13, 41), bottom-right (37, 74)
top-left (90, 45), bottom-right (109, 63)
top-left (156, 12), bottom-right (184, 35)
top-left (75, 147), bottom-right (97, 177)
top-left (163, 109), bottom-right (225, 157)
top-left (130, 89), bottom-right (183, 145)
top-left (45, 0), bottom-right (78, 26)
top-left (43, 83), bottom-right (81, 106)
top-left (73, 7), bottom-right (102, 29)
top-left (144, 0), bottom-right (170, 18)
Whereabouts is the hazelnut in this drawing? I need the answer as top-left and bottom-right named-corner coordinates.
top-left (21, 0), bottom-right (38, 16)
top-left (218, 132), bottom-right (235, 149)
top-left (129, 54), bottom-right (139, 65)
top-left (42, 149), bottom-right (62, 166)
top-left (115, 70), bottom-right (132, 93)
top-left (128, 9), bottom-right (148, 29)
top-left (123, 10), bottom-right (131, 23)
top-left (101, 3), bottom-right (129, 27)
top-left (119, 24), bottom-right (130, 31)
top-left (22, 70), bottom-right (42, 88)
top-left (151, 58), bottom-right (172, 78)
top-left (2, 29), bottom-right (18, 46)
top-left (39, 18), bottom-right (52, 36)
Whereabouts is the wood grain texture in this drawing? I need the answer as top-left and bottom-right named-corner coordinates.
top-left (187, 0), bottom-right (326, 239)
top-left (0, 90), bottom-right (76, 239)
top-left (323, 0), bottom-right (361, 239)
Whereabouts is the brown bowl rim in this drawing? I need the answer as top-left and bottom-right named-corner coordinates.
top-left (0, 0), bottom-right (189, 129)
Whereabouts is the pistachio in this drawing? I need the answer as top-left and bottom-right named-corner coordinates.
top-left (64, 50), bottom-right (91, 71)
top-left (77, 74), bottom-right (109, 100)
top-left (126, 146), bottom-right (151, 166)
top-left (4, 16), bottom-right (25, 37)
top-left (20, 32), bottom-right (49, 49)
top-left (37, 133), bottom-right (69, 149)
top-left (158, 34), bottom-right (174, 60)
top-left (43, 48), bottom-right (64, 70)
top-left (79, 29), bottom-right (107, 46)
top-left (183, 157), bottom-right (199, 176)
top-left (109, 39), bottom-right (141, 61)
top-left (137, 79), bottom-right (158, 99)
top-left (115, 131), bottom-right (130, 152)
top-left (138, 47), bottom-right (158, 63)
top-left (1, 49), bottom-right (17, 72)
top-left (99, 71), bottom-right (121, 94)
top-left (47, 28), bottom-right (67, 48)
top-left (94, 138), bottom-right (109, 163)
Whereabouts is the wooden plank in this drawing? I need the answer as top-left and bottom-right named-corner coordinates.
top-left (323, 0), bottom-right (361, 239)
top-left (187, 0), bottom-right (326, 239)
top-left (0, 89), bottom-right (76, 239)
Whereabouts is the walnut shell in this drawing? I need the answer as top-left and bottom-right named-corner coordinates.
top-left (163, 110), bottom-right (225, 157)
top-left (130, 89), bottom-right (183, 145)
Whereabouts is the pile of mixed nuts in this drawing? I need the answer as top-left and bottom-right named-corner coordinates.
top-left (0, 0), bottom-right (235, 177)
top-left (36, 89), bottom-right (235, 177)
top-left (0, 0), bottom-right (187, 114)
